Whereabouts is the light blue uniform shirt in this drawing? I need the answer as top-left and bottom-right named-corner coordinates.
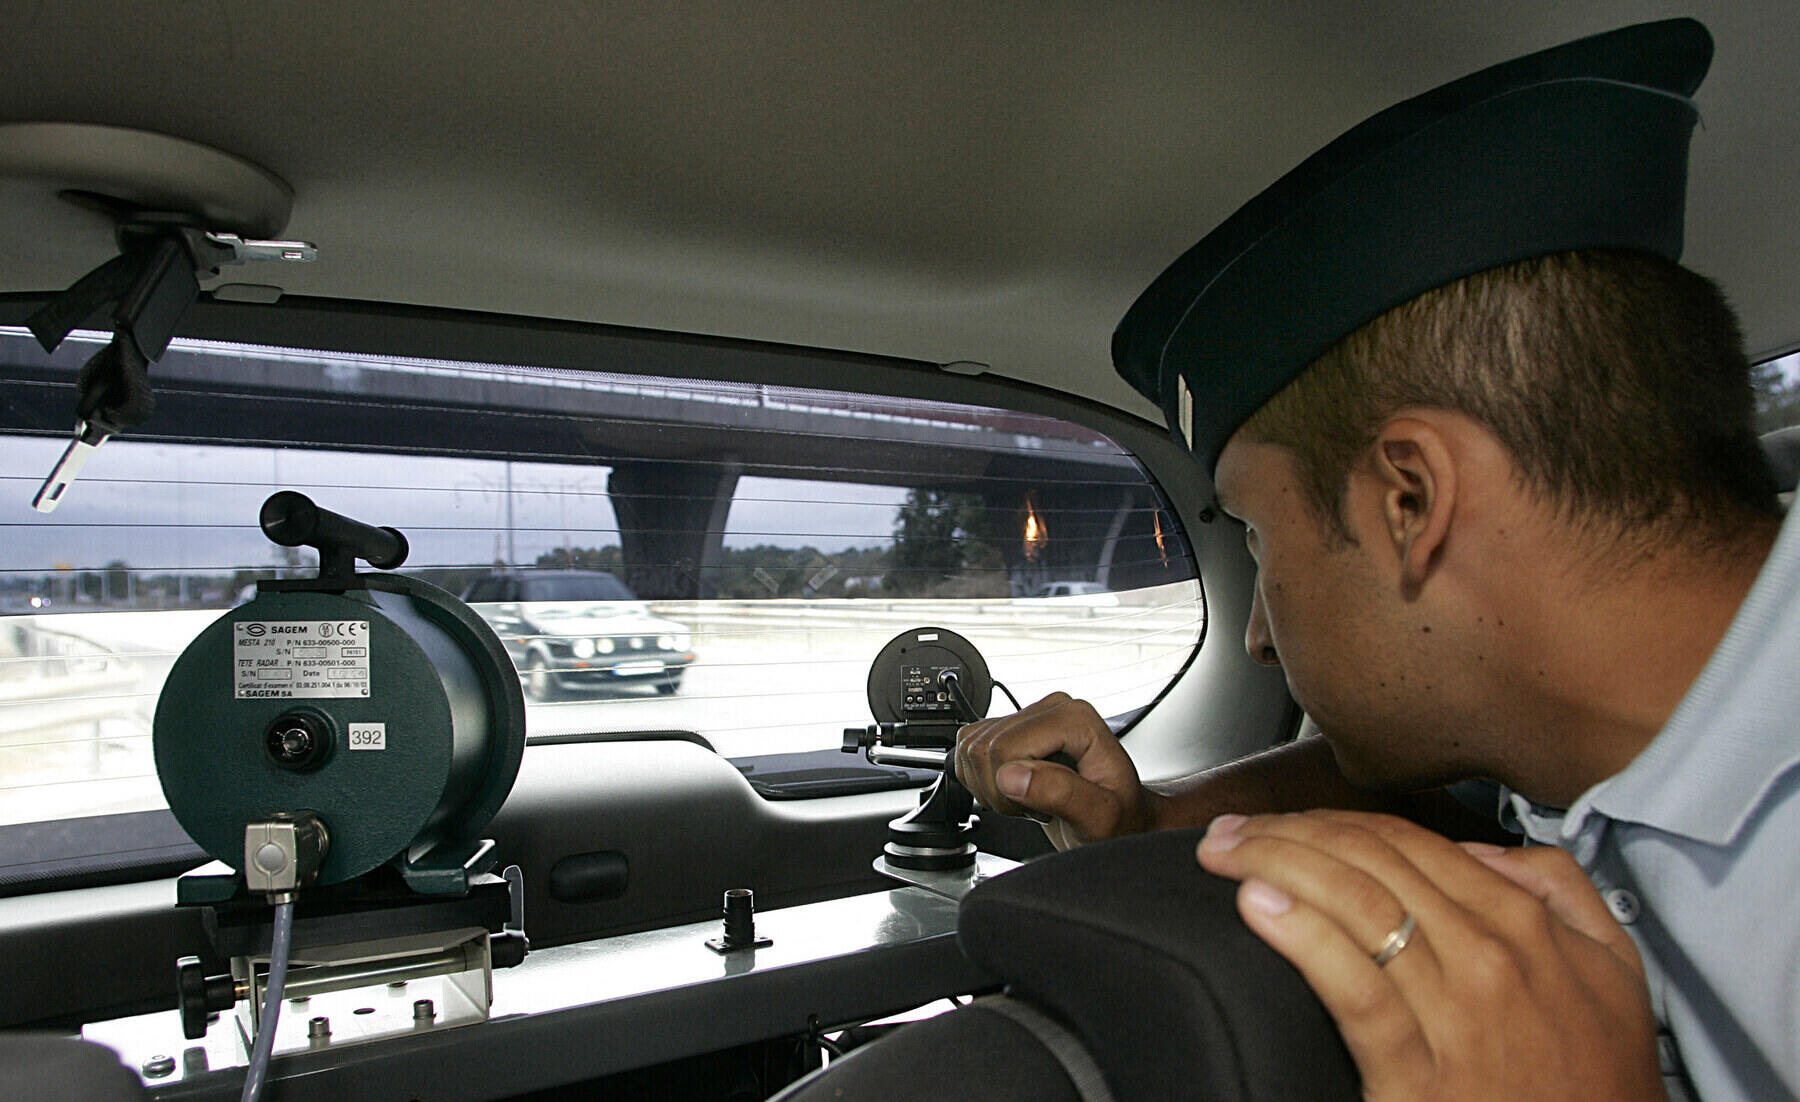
top-left (1506, 504), bottom-right (1800, 1102)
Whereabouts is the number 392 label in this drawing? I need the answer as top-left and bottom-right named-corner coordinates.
top-left (348, 723), bottom-right (387, 751)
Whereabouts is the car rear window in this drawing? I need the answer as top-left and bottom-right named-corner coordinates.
top-left (1758, 349), bottom-right (1800, 505)
top-left (0, 322), bottom-right (1202, 887)
top-left (1757, 350), bottom-right (1800, 432)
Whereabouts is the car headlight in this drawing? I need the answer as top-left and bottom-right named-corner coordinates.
top-left (656, 634), bottom-right (675, 651)
top-left (596, 637), bottom-right (616, 655)
top-left (571, 637), bottom-right (595, 659)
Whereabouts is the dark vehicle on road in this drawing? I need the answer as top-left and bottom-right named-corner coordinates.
top-left (462, 571), bottom-right (695, 700)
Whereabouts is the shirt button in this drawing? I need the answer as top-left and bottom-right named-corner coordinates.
top-left (1605, 888), bottom-right (1641, 925)
top-left (1657, 1031), bottom-right (1687, 1077)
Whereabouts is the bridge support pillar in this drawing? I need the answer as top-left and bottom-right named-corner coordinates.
top-left (607, 460), bottom-right (741, 599)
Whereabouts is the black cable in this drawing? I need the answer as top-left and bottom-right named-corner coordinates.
top-left (807, 1014), bottom-right (846, 1058)
top-left (946, 673), bottom-right (1022, 720)
top-left (944, 674), bottom-right (981, 724)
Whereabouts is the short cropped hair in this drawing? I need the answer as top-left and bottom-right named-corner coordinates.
top-left (1241, 249), bottom-right (1782, 550)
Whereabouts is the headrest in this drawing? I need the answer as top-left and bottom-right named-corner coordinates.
top-left (959, 828), bottom-right (1357, 1101)
top-left (1112, 18), bottom-right (1713, 471)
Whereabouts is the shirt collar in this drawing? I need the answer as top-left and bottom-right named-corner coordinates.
top-left (1575, 505), bottom-right (1800, 845)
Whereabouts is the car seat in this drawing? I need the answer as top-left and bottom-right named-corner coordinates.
top-left (773, 827), bottom-right (1358, 1102)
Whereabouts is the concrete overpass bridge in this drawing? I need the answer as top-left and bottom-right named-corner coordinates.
top-left (3, 331), bottom-right (1192, 599)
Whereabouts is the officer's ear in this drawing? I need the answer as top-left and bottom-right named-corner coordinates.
top-left (1367, 416), bottom-right (1457, 596)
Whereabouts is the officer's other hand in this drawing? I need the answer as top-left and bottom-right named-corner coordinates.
top-left (954, 692), bottom-right (1155, 849)
top-left (1196, 810), bottom-right (1665, 1101)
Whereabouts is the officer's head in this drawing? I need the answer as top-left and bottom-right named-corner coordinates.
top-left (1114, 18), bottom-right (1781, 555)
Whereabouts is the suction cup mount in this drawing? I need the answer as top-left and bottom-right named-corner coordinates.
top-left (844, 628), bottom-right (996, 872)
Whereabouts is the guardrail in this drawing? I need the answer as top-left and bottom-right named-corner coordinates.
top-left (0, 622), bottom-right (147, 739)
top-left (648, 596), bottom-right (1206, 659)
top-left (655, 595), bottom-right (1198, 630)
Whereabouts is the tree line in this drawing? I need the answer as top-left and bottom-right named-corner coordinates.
top-left (5, 488), bottom-right (1021, 609)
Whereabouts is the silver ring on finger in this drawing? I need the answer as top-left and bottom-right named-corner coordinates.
top-left (1372, 912), bottom-right (1417, 967)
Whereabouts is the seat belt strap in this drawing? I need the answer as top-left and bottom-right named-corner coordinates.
top-left (976, 996), bottom-right (1117, 1102)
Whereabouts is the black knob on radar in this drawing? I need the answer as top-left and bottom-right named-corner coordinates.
top-left (259, 490), bottom-right (409, 570)
top-left (176, 955), bottom-right (235, 1040)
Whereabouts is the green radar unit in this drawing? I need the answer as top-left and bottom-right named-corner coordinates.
top-left (156, 490), bottom-right (526, 891)
top-left (157, 491), bottom-right (530, 1062)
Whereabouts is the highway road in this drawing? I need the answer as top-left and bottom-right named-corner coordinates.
top-left (0, 603), bottom-right (1199, 826)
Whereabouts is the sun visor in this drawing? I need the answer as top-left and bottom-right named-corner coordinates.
top-left (1112, 18), bottom-right (1714, 471)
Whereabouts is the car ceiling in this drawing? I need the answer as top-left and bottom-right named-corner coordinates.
top-left (2, 1), bottom-right (1796, 425)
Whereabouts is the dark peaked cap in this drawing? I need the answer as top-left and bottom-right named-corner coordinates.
top-left (1113, 18), bottom-right (1714, 472)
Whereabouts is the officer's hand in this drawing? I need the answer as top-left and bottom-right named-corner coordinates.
top-left (954, 692), bottom-right (1157, 849)
top-left (1196, 810), bottom-right (1664, 1101)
